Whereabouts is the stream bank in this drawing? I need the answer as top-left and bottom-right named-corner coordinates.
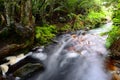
top-left (1, 22), bottom-right (120, 80)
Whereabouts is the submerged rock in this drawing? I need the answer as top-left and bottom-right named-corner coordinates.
top-left (13, 63), bottom-right (43, 78)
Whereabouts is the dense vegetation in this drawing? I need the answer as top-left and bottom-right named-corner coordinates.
top-left (0, 0), bottom-right (120, 58)
top-left (105, 0), bottom-right (120, 57)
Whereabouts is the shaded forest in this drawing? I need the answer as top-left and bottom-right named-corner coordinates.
top-left (0, 0), bottom-right (120, 80)
top-left (0, 0), bottom-right (119, 57)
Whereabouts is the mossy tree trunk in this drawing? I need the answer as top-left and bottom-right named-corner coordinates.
top-left (20, 0), bottom-right (33, 26)
top-left (0, 0), bottom-right (34, 60)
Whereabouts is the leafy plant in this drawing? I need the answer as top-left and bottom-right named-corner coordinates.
top-left (35, 25), bottom-right (57, 45)
top-left (88, 11), bottom-right (105, 21)
top-left (106, 0), bottom-right (120, 48)
top-left (106, 26), bottom-right (120, 48)
top-left (112, 10), bottom-right (120, 26)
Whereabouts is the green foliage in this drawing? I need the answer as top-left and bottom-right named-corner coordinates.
top-left (112, 3), bottom-right (120, 26)
top-left (59, 23), bottom-right (82, 33)
top-left (31, 0), bottom-right (109, 27)
top-left (0, 0), bottom-right (116, 45)
top-left (106, 26), bottom-right (120, 48)
top-left (59, 14), bottom-right (85, 32)
top-left (78, 0), bottom-right (102, 11)
top-left (61, 10), bottom-right (107, 32)
top-left (53, 0), bottom-right (78, 13)
top-left (113, 2), bottom-right (120, 24)
top-left (35, 25), bottom-right (57, 45)
top-left (86, 10), bottom-right (106, 28)
top-left (60, 24), bottom-right (71, 32)
top-left (73, 14), bottom-right (85, 30)
top-left (106, 0), bottom-right (120, 48)
top-left (68, 10), bottom-right (106, 30)
top-left (65, 0), bottom-right (78, 12)
top-left (32, 0), bottom-right (43, 13)
top-left (87, 11), bottom-right (105, 22)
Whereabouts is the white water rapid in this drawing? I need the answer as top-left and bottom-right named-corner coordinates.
top-left (24, 22), bottom-right (113, 80)
top-left (0, 22), bottom-right (113, 80)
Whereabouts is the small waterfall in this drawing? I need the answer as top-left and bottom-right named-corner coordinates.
top-left (29, 30), bottom-right (112, 80)
top-left (0, 23), bottom-right (113, 80)
top-left (88, 22), bottom-right (113, 35)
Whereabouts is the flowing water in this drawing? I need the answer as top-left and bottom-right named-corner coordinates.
top-left (0, 22), bottom-right (113, 80)
top-left (23, 22), bottom-right (113, 80)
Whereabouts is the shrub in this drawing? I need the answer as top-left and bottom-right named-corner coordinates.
top-left (106, 26), bottom-right (120, 48)
top-left (35, 25), bottom-right (57, 45)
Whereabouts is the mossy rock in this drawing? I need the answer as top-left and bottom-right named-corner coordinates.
top-left (13, 63), bottom-right (43, 78)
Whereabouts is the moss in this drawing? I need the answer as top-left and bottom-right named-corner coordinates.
top-left (35, 25), bottom-right (57, 45)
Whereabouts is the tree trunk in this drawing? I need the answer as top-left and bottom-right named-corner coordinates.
top-left (0, 0), bottom-right (34, 60)
top-left (21, 0), bottom-right (33, 27)
top-left (4, 0), bottom-right (11, 26)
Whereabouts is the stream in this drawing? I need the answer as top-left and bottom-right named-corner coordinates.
top-left (0, 22), bottom-right (113, 80)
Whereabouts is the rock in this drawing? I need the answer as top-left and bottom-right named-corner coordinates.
top-left (5, 54), bottom-right (25, 65)
top-left (13, 63), bottom-right (43, 78)
top-left (0, 64), bottom-right (9, 76)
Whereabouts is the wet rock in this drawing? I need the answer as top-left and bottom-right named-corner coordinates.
top-left (13, 63), bottom-right (44, 78)
top-left (0, 53), bottom-right (27, 76)
top-left (0, 64), bottom-right (9, 76)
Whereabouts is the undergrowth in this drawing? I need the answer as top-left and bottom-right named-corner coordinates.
top-left (35, 25), bottom-right (57, 45)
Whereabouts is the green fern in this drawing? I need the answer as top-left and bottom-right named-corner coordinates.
top-left (106, 26), bottom-right (120, 48)
top-left (35, 25), bottom-right (57, 45)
